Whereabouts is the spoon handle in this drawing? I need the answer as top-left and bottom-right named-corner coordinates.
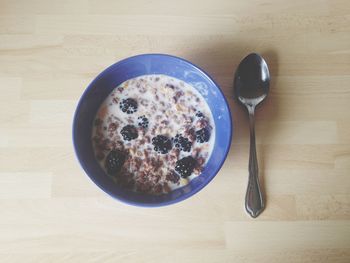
top-left (245, 107), bottom-right (265, 218)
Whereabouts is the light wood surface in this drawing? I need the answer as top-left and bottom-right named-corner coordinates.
top-left (1, 0), bottom-right (350, 262)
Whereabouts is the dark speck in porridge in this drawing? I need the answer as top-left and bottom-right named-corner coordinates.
top-left (92, 74), bottom-right (215, 195)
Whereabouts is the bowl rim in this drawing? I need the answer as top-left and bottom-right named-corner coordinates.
top-left (72, 53), bottom-right (233, 207)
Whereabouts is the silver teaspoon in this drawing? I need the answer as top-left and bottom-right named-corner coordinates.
top-left (234, 53), bottom-right (270, 218)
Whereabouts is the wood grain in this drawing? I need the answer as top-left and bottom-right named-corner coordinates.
top-left (0, 0), bottom-right (349, 262)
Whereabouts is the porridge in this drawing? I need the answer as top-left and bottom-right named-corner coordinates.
top-left (92, 74), bottom-right (215, 195)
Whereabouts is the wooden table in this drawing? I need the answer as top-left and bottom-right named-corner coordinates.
top-left (1, 0), bottom-right (350, 262)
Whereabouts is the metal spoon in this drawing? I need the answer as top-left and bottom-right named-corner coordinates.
top-left (234, 53), bottom-right (270, 218)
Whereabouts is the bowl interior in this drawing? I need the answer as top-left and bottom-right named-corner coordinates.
top-left (73, 54), bottom-right (232, 206)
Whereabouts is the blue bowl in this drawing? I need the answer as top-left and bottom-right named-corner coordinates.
top-left (73, 54), bottom-right (232, 207)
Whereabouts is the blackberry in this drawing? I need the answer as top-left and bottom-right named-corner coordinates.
top-left (137, 115), bottom-right (149, 128)
top-left (152, 135), bottom-right (172, 154)
top-left (105, 149), bottom-right (126, 175)
top-left (120, 125), bottom-right (138, 141)
top-left (175, 156), bottom-right (197, 178)
top-left (195, 111), bottom-right (205, 118)
top-left (196, 127), bottom-right (211, 143)
top-left (173, 134), bottom-right (192, 152)
top-left (119, 98), bottom-right (138, 114)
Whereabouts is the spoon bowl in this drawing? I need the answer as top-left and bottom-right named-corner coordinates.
top-left (235, 53), bottom-right (270, 107)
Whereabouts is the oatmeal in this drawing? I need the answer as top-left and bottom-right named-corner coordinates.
top-left (92, 74), bottom-right (215, 195)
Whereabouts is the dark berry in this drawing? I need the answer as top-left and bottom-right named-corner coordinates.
top-left (175, 156), bottom-right (197, 178)
top-left (119, 98), bottom-right (138, 114)
top-left (165, 83), bottom-right (175, 89)
top-left (195, 111), bottom-right (205, 118)
top-left (173, 134), bottom-right (192, 152)
top-left (137, 115), bottom-right (149, 128)
top-left (196, 127), bottom-right (211, 143)
top-left (105, 149), bottom-right (126, 175)
top-left (152, 135), bottom-right (172, 154)
top-left (120, 125), bottom-right (138, 141)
